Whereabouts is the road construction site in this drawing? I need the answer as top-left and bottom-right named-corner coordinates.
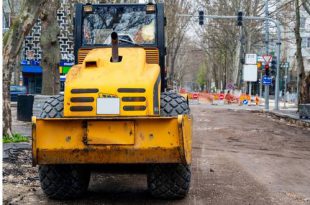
top-left (3, 104), bottom-right (310, 205)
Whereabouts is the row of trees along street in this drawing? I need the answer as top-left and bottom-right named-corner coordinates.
top-left (166, 0), bottom-right (309, 102)
top-left (2, 0), bottom-right (310, 137)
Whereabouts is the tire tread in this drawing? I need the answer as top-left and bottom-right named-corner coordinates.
top-left (38, 95), bottom-right (90, 199)
top-left (148, 92), bottom-right (191, 199)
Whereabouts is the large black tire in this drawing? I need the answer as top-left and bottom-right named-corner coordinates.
top-left (160, 92), bottom-right (190, 116)
top-left (38, 95), bottom-right (90, 199)
top-left (39, 165), bottom-right (90, 199)
top-left (40, 95), bottom-right (64, 118)
top-left (147, 164), bottom-right (191, 199)
top-left (147, 92), bottom-right (191, 199)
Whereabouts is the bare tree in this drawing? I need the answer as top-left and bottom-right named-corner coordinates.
top-left (295, 0), bottom-right (310, 104)
top-left (173, 38), bottom-right (205, 87)
top-left (40, 0), bottom-right (61, 95)
top-left (3, 0), bottom-right (48, 137)
top-left (6, 0), bottom-right (25, 85)
top-left (164, 0), bottom-right (193, 87)
top-left (302, 0), bottom-right (310, 14)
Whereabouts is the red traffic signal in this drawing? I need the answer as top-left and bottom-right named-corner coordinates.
top-left (265, 64), bottom-right (270, 76)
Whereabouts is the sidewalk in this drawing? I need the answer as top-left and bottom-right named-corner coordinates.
top-left (196, 98), bottom-right (310, 126)
top-left (260, 99), bottom-right (310, 124)
top-left (11, 106), bottom-right (32, 137)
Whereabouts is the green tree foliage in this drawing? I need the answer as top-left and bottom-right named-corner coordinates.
top-left (196, 63), bottom-right (207, 91)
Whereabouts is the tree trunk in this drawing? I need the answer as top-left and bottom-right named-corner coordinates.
top-left (14, 54), bottom-right (22, 85)
top-left (295, 0), bottom-right (310, 104)
top-left (3, 60), bottom-right (14, 137)
top-left (40, 0), bottom-right (61, 95)
top-left (3, 0), bottom-right (47, 136)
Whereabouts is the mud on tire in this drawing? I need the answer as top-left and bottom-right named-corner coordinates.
top-left (147, 164), bottom-right (191, 199)
top-left (39, 95), bottom-right (90, 199)
top-left (39, 165), bottom-right (90, 199)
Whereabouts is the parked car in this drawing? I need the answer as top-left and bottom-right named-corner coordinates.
top-left (10, 85), bottom-right (27, 102)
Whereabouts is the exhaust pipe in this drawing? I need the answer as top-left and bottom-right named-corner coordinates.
top-left (111, 32), bottom-right (119, 62)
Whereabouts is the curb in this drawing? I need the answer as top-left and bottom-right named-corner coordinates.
top-left (262, 110), bottom-right (310, 128)
top-left (239, 109), bottom-right (310, 128)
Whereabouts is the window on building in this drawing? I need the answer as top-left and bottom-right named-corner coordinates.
top-left (302, 37), bottom-right (307, 48)
top-left (308, 37), bottom-right (310, 48)
top-left (300, 17), bottom-right (306, 29)
top-left (2, 13), bottom-right (10, 33)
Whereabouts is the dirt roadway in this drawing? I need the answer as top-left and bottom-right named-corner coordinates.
top-left (3, 105), bottom-right (310, 205)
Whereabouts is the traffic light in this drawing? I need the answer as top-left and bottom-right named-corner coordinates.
top-left (265, 64), bottom-right (270, 76)
top-left (271, 59), bottom-right (276, 70)
top-left (237, 11), bottom-right (243, 26)
top-left (199, 11), bottom-right (204, 26)
top-left (257, 61), bottom-right (262, 70)
top-left (271, 59), bottom-right (276, 75)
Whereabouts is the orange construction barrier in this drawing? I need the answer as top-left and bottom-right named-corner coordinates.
top-left (255, 95), bottom-right (260, 105)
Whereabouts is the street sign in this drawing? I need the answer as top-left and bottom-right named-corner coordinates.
top-left (226, 83), bottom-right (234, 90)
top-left (257, 56), bottom-right (264, 62)
top-left (262, 55), bottom-right (272, 64)
top-left (219, 93), bottom-right (224, 100)
top-left (192, 93), bottom-right (199, 99)
top-left (262, 75), bottom-right (272, 85)
top-left (245, 54), bottom-right (257, 65)
top-left (281, 62), bottom-right (289, 68)
top-left (243, 64), bottom-right (258, 82)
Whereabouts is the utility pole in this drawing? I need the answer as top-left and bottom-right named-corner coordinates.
top-left (239, 17), bottom-right (244, 91)
top-left (264, 0), bottom-right (270, 110)
top-left (284, 63), bottom-right (289, 108)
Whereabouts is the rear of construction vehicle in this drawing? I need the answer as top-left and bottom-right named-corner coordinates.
top-left (32, 3), bottom-right (192, 199)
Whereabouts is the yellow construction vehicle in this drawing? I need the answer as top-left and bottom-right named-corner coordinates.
top-left (32, 2), bottom-right (192, 199)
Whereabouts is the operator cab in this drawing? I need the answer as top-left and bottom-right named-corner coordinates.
top-left (74, 3), bottom-right (166, 90)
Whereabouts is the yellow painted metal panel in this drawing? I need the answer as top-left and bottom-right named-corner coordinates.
top-left (87, 121), bottom-right (134, 145)
top-left (37, 148), bottom-right (181, 164)
top-left (32, 115), bottom-right (192, 165)
top-left (64, 48), bottom-right (160, 117)
top-left (183, 115), bottom-right (193, 164)
top-left (32, 117), bottom-right (37, 166)
top-left (36, 120), bottom-right (85, 149)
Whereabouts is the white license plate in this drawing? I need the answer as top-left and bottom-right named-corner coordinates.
top-left (97, 98), bottom-right (120, 114)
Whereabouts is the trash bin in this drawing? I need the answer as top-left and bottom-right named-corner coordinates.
top-left (299, 104), bottom-right (310, 119)
top-left (17, 95), bottom-right (34, 122)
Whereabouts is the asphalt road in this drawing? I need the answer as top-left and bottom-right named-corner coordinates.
top-left (3, 105), bottom-right (310, 205)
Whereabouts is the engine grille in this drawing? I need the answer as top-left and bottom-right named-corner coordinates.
top-left (78, 48), bottom-right (92, 64)
top-left (145, 48), bottom-right (159, 64)
top-left (77, 48), bottom-right (159, 64)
